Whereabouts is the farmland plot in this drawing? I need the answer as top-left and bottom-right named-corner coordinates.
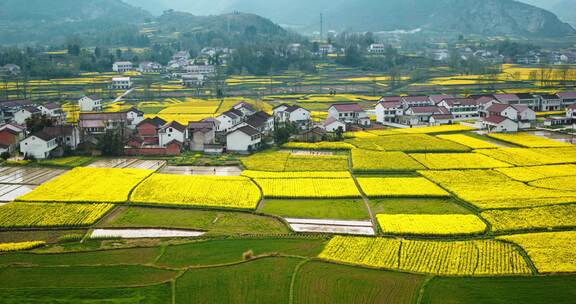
top-left (376, 214), bottom-right (487, 236)
top-left (131, 174), bottom-right (261, 209)
top-left (488, 133), bottom-right (572, 148)
top-left (18, 168), bottom-right (154, 203)
top-left (495, 164), bottom-right (576, 182)
top-left (285, 218), bottom-right (375, 235)
top-left (436, 134), bottom-right (500, 149)
top-left (319, 236), bottom-right (531, 276)
top-left (0, 184), bottom-right (36, 202)
top-left (0, 167), bottom-right (66, 185)
top-left (357, 177), bottom-right (449, 198)
top-left (500, 231), bottom-right (576, 273)
top-left (254, 178), bottom-right (360, 199)
top-left (482, 205), bottom-right (576, 233)
top-left (346, 134), bottom-right (470, 152)
top-left (351, 150), bottom-right (424, 172)
top-left (476, 147), bottom-right (576, 166)
top-left (0, 203), bottom-right (113, 228)
top-left (410, 153), bottom-right (511, 170)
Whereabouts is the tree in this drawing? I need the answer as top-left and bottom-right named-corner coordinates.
top-left (97, 131), bottom-right (124, 156)
top-left (25, 115), bottom-right (53, 134)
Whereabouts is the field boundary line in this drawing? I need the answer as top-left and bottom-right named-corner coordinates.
top-left (289, 259), bottom-right (310, 304)
top-left (348, 152), bottom-right (379, 235)
top-left (415, 276), bottom-right (434, 304)
top-left (496, 238), bottom-right (539, 275)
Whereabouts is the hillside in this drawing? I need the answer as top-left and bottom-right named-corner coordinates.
top-left (222, 0), bottom-right (575, 37)
top-left (0, 0), bottom-right (151, 44)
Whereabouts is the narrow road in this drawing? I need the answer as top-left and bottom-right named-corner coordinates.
top-left (347, 154), bottom-right (379, 235)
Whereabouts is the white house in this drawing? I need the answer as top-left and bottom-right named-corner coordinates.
top-left (273, 104), bottom-right (311, 125)
top-left (79, 96), bottom-right (102, 112)
top-left (243, 111), bottom-right (274, 135)
top-left (20, 132), bottom-right (58, 159)
top-left (328, 103), bottom-right (370, 126)
top-left (138, 62), bottom-right (163, 73)
top-left (37, 103), bottom-right (63, 120)
top-left (538, 94), bottom-right (562, 112)
top-left (226, 126), bottom-right (261, 153)
top-left (558, 92), bottom-right (576, 106)
top-left (14, 106), bottom-right (41, 125)
top-left (216, 109), bottom-right (244, 132)
top-left (482, 116), bottom-right (518, 133)
top-left (182, 74), bottom-right (205, 87)
top-left (437, 98), bottom-right (479, 119)
top-left (367, 44), bottom-right (386, 55)
top-left (375, 101), bottom-right (403, 123)
top-left (567, 104), bottom-right (576, 119)
top-left (112, 61), bottom-right (133, 73)
top-left (42, 126), bottom-right (81, 150)
top-left (111, 77), bottom-right (132, 90)
top-left (402, 106), bottom-right (451, 125)
top-left (323, 117), bottom-right (346, 132)
top-left (487, 104), bottom-right (536, 129)
top-left (125, 108), bottom-right (144, 128)
top-left (159, 121), bottom-right (188, 147)
top-left (233, 102), bottom-right (257, 117)
top-left (184, 65), bottom-right (216, 76)
top-left (401, 96), bottom-right (434, 108)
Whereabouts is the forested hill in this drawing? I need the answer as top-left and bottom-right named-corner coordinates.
top-left (223, 0), bottom-right (575, 37)
top-left (0, 0), bottom-right (294, 46)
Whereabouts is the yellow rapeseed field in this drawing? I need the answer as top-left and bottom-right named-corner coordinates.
top-left (357, 177), bottom-right (449, 198)
top-left (476, 147), bottom-right (576, 166)
top-left (393, 125), bottom-right (475, 134)
top-left (351, 149), bottom-right (425, 172)
top-left (241, 151), bottom-right (290, 171)
top-left (254, 178), bottom-right (360, 198)
top-left (495, 164), bottom-right (576, 182)
top-left (410, 153), bottom-right (512, 170)
top-left (482, 205), bottom-right (576, 233)
top-left (319, 236), bottom-right (531, 276)
top-left (241, 171), bottom-right (350, 179)
top-left (419, 169), bottom-right (576, 209)
top-left (0, 203), bottom-right (114, 228)
top-left (346, 134), bottom-right (470, 152)
top-left (376, 214), bottom-right (487, 235)
top-left (488, 133), bottom-right (572, 148)
top-left (285, 155), bottom-right (349, 172)
top-left (500, 231), bottom-right (576, 273)
top-left (282, 142), bottom-right (355, 151)
top-left (437, 134), bottom-right (500, 149)
top-left (131, 174), bottom-right (261, 209)
top-left (0, 241), bottom-right (45, 252)
top-left (530, 176), bottom-right (576, 191)
top-left (18, 168), bottom-right (154, 203)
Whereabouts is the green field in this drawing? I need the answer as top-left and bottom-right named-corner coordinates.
top-left (260, 199), bottom-right (370, 220)
top-left (369, 198), bottom-right (472, 214)
top-left (0, 247), bottom-right (161, 266)
top-left (100, 206), bottom-right (290, 235)
top-left (421, 276), bottom-right (576, 304)
top-left (294, 261), bottom-right (424, 304)
top-left (0, 265), bottom-right (177, 288)
top-left (0, 283), bottom-right (171, 304)
top-left (157, 238), bottom-right (327, 268)
top-left (176, 257), bottom-right (300, 304)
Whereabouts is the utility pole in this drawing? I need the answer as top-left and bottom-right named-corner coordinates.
top-left (320, 13), bottom-right (324, 42)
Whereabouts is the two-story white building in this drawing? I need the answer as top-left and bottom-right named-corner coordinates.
top-left (159, 121), bottom-right (188, 148)
top-left (273, 104), bottom-right (311, 125)
top-left (487, 104), bottom-right (536, 129)
top-left (79, 96), bottom-right (102, 112)
top-left (328, 103), bottom-right (370, 127)
top-left (375, 101), bottom-right (403, 123)
top-left (112, 61), bottom-right (133, 73)
top-left (111, 77), bottom-right (132, 90)
top-left (482, 116), bottom-right (518, 133)
top-left (437, 98), bottom-right (479, 119)
top-left (538, 94), bottom-right (562, 112)
top-left (215, 109), bottom-right (244, 132)
top-left (20, 132), bottom-right (58, 159)
top-left (567, 104), bottom-right (576, 119)
top-left (138, 62), bottom-right (163, 73)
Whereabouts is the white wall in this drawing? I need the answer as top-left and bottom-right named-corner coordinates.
top-left (227, 131), bottom-right (260, 152)
top-left (20, 136), bottom-right (57, 159)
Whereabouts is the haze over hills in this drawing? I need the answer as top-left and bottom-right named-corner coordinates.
top-left (125, 0), bottom-right (575, 37)
top-left (0, 0), bottom-right (289, 45)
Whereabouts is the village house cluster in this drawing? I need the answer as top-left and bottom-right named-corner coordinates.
top-left (0, 87), bottom-right (575, 159)
top-left (376, 92), bottom-right (576, 132)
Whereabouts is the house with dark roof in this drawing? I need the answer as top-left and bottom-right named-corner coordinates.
top-left (323, 117), bottom-right (347, 132)
top-left (402, 106), bottom-right (451, 126)
top-left (244, 111), bottom-right (274, 135)
top-left (558, 92), bottom-right (576, 107)
top-left (537, 94), bottom-right (562, 112)
top-left (14, 106), bottom-right (41, 125)
top-left (273, 104), bottom-right (311, 126)
top-left (78, 95), bottom-right (102, 112)
top-left (0, 123), bottom-right (25, 154)
top-left (375, 101), bottom-right (403, 123)
top-left (226, 125), bottom-right (261, 153)
top-left (216, 108), bottom-right (244, 132)
top-left (486, 104), bottom-right (536, 129)
top-left (482, 116), bottom-right (518, 133)
top-left (41, 126), bottom-right (81, 150)
top-left (79, 111), bottom-right (134, 137)
top-left (137, 117), bottom-right (167, 145)
top-left (159, 121), bottom-right (188, 148)
top-left (567, 104), bottom-right (576, 120)
top-left (19, 131), bottom-right (58, 159)
top-left (401, 96), bottom-right (433, 108)
top-left (328, 103), bottom-right (370, 127)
